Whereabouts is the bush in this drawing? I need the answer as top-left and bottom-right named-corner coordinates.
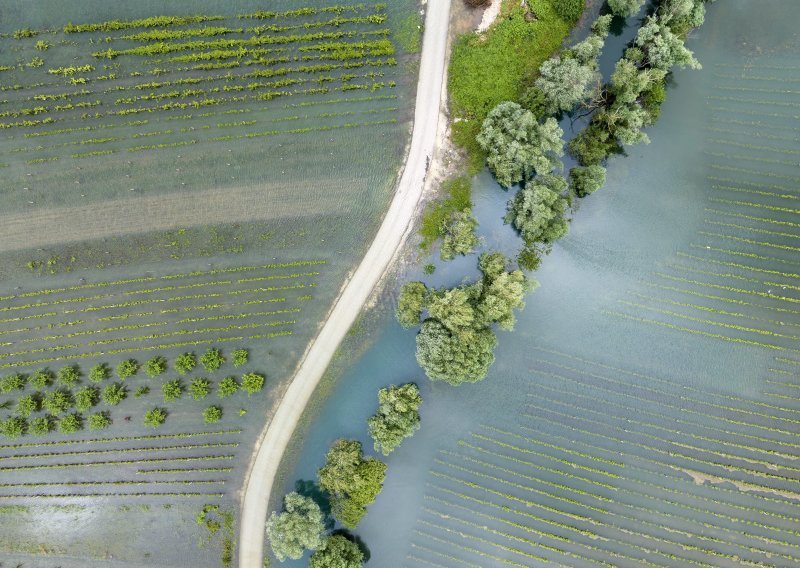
top-left (43, 390), bottom-right (73, 416)
top-left (396, 282), bottom-right (428, 328)
top-left (145, 356), bottom-right (168, 378)
top-left (569, 165), bottom-right (607, 197)
top-left (0, 416), bottom-right (27, 438)
top-left (550, 0), bottom-right (586, 23)
top-left (368, 384), bottom-right (422, 455)
top-left (74, 386), bottom-right (99, 412)
top-left (15, 394), bottom-right (40, 418)
top-left (116, 359), bottom-right (139, 379)
top-left (144, 407), bottom-right (167, 428)
top-left (102, 383), bottom-right (127, 406)
top-left (30, 368), bottom-right (55, 390)
top-left (203, 406), bottom-right (222, 424)
top-left (89, 363), bottom-right (111, 383)
top-left (440, 209), bottom-right (479, 261)
top-left (0, 373), bottom-right (26, 393)
top-left (175, 352), bottom-right (197, 375)
top-left (241, 372), bottom-right (265, 395)
top-left (609, 0), bottom-right (646, 17)
top-left (88, 411), bottom-right (111, 430)
top-left (162, 379), bottom-right (183, 402)
top-left (134, 385), bottom-right (150, 398)
top-left (58, 413), bottom-right (83, 434)
top-left (30, 415), bottom-right (54, 435)
top-left (200, 348), bottom-right (225, 372)
top-left (232, 348), bottom-right (248, 368)
top-left (309, 535), bottom-right (364, 568)
top-left (217, 377), bottom-right (239, 399)
top-left (266, 492), bottom-right (325, 562)
top-left (57, 365), bottom-right (81, 387)
top-left (190, 378), bottom-right (212, 400)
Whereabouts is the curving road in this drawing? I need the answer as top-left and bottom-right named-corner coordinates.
top-left (237, 1), bottom-right (452, 566)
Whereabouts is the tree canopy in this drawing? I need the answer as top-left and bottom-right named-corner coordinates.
top-left (309, 535), bottom-right (364, 568)
top-left (477, 102), bottom-right (564, 188)
top-left (609, 0), bottom-right (645, 17)
top-left (266, 492), bottom-right (325, 562)
top-left (368, 383), bottom-right (422, 456)
top-left (506, 174), bottom-right (569, 247)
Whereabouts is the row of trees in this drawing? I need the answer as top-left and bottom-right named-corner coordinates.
top-left (266, 384), bottom-right (422, 564)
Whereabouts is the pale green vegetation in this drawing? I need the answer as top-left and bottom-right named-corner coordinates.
top-left (266, 492), bottom-right (325, 561)
top-left (175, 353), bottom-right (198, 375)
top-left (309, 535), bottom-right (364, 568)
top-left (318, 439), bottom-right (386, 529)
top-left (203, 405), bottom-right (223, 424)
top-left (116, 359), bottom-right (139, 380)
top-left (200, 348), bottom-right (225, 372)
top-left (145, 356), bottom-right (168, 378)
top-left (241, 372), bottom-right (265, 395)
top-left (144, 407), bottom-right (167, 428)
top-left (368, 383), bottom-right (422, 455)
top-left (419, 176), bottom-right (478, 259)
top-left (609, 0), bottom-right (646, 17)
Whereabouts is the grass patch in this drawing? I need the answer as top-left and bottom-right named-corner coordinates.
top-left (419, 176), bottom-right (472, 251)
top-left (448, 0), bottom-right (571, 171)
top-left (395, 12), bottom-right (423, 53)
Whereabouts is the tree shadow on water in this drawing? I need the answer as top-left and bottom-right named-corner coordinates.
top-left (294, 479), bottom-right (334, 530)
top-left (331, 529), bottom-right (371, 563)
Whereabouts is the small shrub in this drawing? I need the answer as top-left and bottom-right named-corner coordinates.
top-left (200, 348), bottom-right (225, 372)
top-left (58, 413), bottom-right (83, 434)
top-left (145, 356), bottom-right (168, 378)
top-left (30, 368), bottom-right (55, 390)
top-left (57, 364), bottom-right (81, 387)
top-left (550, 0), bottom-right (586, 23)
top-left (89, 363), bottom-right (111, 383)
top-left (16, 394), bottom-right (40, 418)
top-left (0, 416), bottom-right (27, 438)
top-left (162, 379), bottom-right (183, 403)
top-left (116, 359), bottom-right (139, 379)
top-left (30, 415), bottom-right (54, 435)
top-left (43, 389), bottom-right (73, 416)
top-left (102, 382), bottom-right (127, 406)
top-left (241, 372), bottom-right (265, 395)
top-left (134, 385), bottom-right (150, 398)
top-left (0, 373), bottom-right (26, 393)
top-left (217, 376), bottom-right (239, 399)
top-left (88, 411), bottom-right (111, 430)
top-left (74, 386), bottom-right (100, 412)
top-left (35, 40), bottom-right (51, 51)
top-left (423, 263), bottom-right (436, 275)
top-left (144, 407), bottom-right (167, 428)
top-left (232, 348), bottom-right (248, 368)
top-left (203, 406), bottom-right (222, 424)
top-left (189, 378), bottom-right (211, 400)
top-left (175, 352), bottom-right (197, 375)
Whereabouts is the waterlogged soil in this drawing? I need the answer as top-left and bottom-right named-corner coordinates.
top-left (0, 0), bottom-right (421, 566)
top-left (281, 2), bottom-right (800, 567)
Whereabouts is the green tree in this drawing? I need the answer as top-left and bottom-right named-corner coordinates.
top-left (145, 356), bottom-right (168, 378)
top-left (0, 416), bottom-right (26, 438)
top-left (30, 368), bottom-right (54, 390)
top-left (609, 0), bottom-right (646, 17)
top-left (506, 174), bottom-right (569, 246)
top-left (116, 359), bottom-right (139, 379)
top-left (266, 492), bottom-right (325, 562)
top-left (0, 373), bottom-right (26, 393)
top-left (633, 15), bottom-right (700, 71)
top-left (200, 348), bottom-right (225, 372)
top-left (416, 320), bottom-right (497, 386)
top-left (309, 535), bottom-right (364, 568)
top-left (30, 415), bottom-right (54, 435)
top-left (203, 405), bottom-right (222, 424)
top-left (396, 281), bottom-right (428, 328)
top-left (318, 440), bottom-right (387, 529)
top-left (232, 348), bottom-right (248, 368)
top-left (440, 209), bottom-right (479, 261)
top-left (57, 364), bottom-right (81, 387)
top-left (74, 386), bottom-right (99, 412)
top-left (569, 165), bottom-right (607, 197)
top-left (16, 394), bottom-right (40, 418)
top-left (217, 376), bottom-right (239, 399)
top-left (87, 411), bottom-right (111, 430)
top-left (162, 379), bottom-right (183, 403)
top-left (102, 382), bottom-right (127, 406)
top-left (241, 372), bottom-right (265, 395)
top-left (89, 363), bottom-right (111, 383)
top-left (42, 390), bottom-right (73, 416)
top-left (551, 0), bottom-right (586, 23)
top-left (58, 413), bottom-right (83, 434)
top-left (144, 407), bottom-right (167, 428)
top-left (368, 383), bottom-right (422, 455)
top-left (175, 352), bottom-right (197, 375)
top-left (476, 102), bottom-right (564, 188)
top-left (189, 377), bottom-right (212, 400)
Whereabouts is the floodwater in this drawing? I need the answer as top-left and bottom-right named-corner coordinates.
top-left (281, 2), bottom-right (800, 567)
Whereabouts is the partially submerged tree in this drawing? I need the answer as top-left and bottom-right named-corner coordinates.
top-left (506, 174), bottom-right (570, 247)
top-left (266, 492), bottom-right (325, 562)
top-left (440, 209), bottom-right (480, 261)
top-left (609, 0), bottom-right (646, 17)
top-left (309, 535), bottom-right (364, 568)
top-left (569, 165), bottom-right (607, 197)
top-left (368, 383), bottom-right (422, 455)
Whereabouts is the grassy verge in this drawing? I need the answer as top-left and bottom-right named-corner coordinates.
top-left (419, 176), bottom-right (472, 251)
top-left (448, 0), bottom-right (573, 172)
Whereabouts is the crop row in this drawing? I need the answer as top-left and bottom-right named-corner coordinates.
top-left (709, 163), bottom-right (800, 184)
top-left (707, 149), bottom-right (800, 169)
top-left (137, 467), bottom-right (232, 474)
top-left (711, 183), bottom-right (800, 203)
top-left (0, 479), bottom-right (225, 487)
top-left (705, 220), bottom-right (800, 245)
top-left (0, 428), bottom-right (240, 449)
top-left (413, 529), bottom-right (533, 568)
top-left (706, 126), bottom-right (798, 143)
top-left (711, 105), bottom-right (799, 120)
top-left (95, 297), bottom-right (287, 322)
top-left (0, 330), bottom-right (292, 370)
top-left (2, 442), bottom-right (238, 461)
top-left (237, 4), bottom-right (383, 21)
top-left (706, 95), bottom-right (800, 108)
top-left (650, 274), bottom-right (800, 313)
top-left (0, 453), bottom-right (235, 471)
top-left (707, 137), bottom-right (800, 157)
top-left (710, 116), bottom-right (800, 133)
top-left (428, 462), bottom-right (800, 566)
top-left (0, 491), bottom-right (224, 499)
